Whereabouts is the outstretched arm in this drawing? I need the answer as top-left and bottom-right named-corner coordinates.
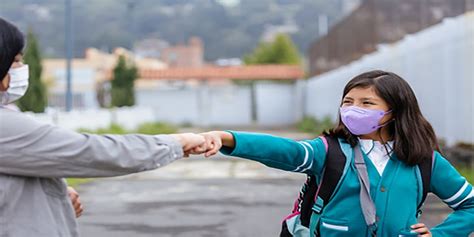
top-left (195, 131), bottom-right (328, 176)
top-left (0, 110), bottom-right (205, 178)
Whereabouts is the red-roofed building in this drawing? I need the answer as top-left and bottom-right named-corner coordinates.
top-left (134, 37), bottom-right (204, 68)
top-left (137, 65), bottom-right (304, 81)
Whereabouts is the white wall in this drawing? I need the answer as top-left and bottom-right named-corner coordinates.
top-left (256, 82), bottom-right (304, 126)
top-left (30, 81), bottom-right (303, 131)
top-left (28, 107), bottom-right (155, 131)
top-left (136, 87), bottom-right (201, 125)
top-left (135, 83), bottom-right (302, 127)
top-left (207, 86), bottom-right (253, 126)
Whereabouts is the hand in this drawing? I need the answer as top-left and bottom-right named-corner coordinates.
top-left (67, 187), bottom-right (83, 218)
top-left (199, 131), bottom-right (224, 157)
top-left (170, 133), bottom-right (206, 155)
top-left (411, 223), bottom-right (431, 237)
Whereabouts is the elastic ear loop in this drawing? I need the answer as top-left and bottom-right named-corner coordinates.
top-left (377, 115), bottom-right (395, 156)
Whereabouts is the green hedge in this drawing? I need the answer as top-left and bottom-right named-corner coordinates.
top-left (78, 122), bottom-right (177, 135)
top-left (458, 167), bottom-right (474, 184)
top-left (297, 115), bottom-right (334, 136)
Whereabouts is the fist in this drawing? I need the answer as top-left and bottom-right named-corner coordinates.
top-left (67, 187), bottom-right (83, 218)
top-left (170, 133), bottom-right (206, 153)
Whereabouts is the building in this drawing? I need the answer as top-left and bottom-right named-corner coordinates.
top-left (43, 48), bottom-right (167, 109)
top-left (134, 37), bottom-right (204, 68)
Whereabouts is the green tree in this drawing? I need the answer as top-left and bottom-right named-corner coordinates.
top-left (244, 33), bottom-right (301, 65)
top-left (242, 33), bottom-right (302, 121)
top-left (17, 29), bottom-right (48, 113)
top-left (111, 55), bottom-right (138, 107)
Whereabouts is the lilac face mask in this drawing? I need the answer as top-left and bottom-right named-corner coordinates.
top-left (340, 106), bottom-right (392, 135)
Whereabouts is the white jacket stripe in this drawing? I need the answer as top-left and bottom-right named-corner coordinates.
top-left (443, 181), bottom-right (469, 203)
top-left (293, 142), bottom-right (310, 172)
top-left (451, 189), bottom-right (474, 209)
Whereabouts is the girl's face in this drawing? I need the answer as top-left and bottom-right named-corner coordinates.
top-left (341, 86), bottom-right (393, 124)
top-left (1, 53), bottom-right (24, 91)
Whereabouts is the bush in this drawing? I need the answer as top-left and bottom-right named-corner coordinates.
top-left (297, 115), bottom-right (334, 135)
top-left (78, 123), bottom-right (127, 134)
top-left (457, 167), bottom-right (474, 184)
top-left (66, 178), bottom-right (91, 188)
top-left (78, 122), bottom-right (177, 135)
top-left (135, 122), bottom-right (177, 135)
top-left (179, 121), bottom-right (193, 128)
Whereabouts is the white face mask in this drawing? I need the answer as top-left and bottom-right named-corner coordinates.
top-left (0, 65), bottom-right (29, 105)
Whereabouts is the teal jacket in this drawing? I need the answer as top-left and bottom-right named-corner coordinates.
top-left (220, 132), bottom-right (474, 237)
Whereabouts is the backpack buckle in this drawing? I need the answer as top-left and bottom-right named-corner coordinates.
top-left (369, 223), bottom-right (378, 237)
top-left (416, 209), bottom-right (423, 218)
top-left (311, 197), bottom-right (324, 214)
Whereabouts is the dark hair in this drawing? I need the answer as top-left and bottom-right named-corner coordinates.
top-left (326, 70), bottom-right (440, 166)
top-left (0, 17), bottom-right (25, 80)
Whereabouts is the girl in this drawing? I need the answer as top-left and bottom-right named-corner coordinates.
top-left (196, 70), bottom-right (474, 236)
top-left (0, 17), bottom-right (205, 236)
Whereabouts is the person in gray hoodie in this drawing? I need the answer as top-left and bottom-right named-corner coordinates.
top-left (0, 17), bottom-right (206, 237)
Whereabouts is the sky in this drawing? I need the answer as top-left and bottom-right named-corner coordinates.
top-left (215, 0), bottom-right (240, 7)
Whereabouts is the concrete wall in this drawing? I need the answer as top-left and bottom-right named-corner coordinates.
top-left (135, 82), bottom-right (302, 127)
top-left (28, 107), bottom-right (155, 131)
top-left (31, 82), bottom-right (303, 131)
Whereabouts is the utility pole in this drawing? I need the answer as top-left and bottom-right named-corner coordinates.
top-left (65, 0), bottom-right (73, 111)
top-left (127, 1), bottom-right (136, 50)
top-left (318, 14), bottom-right (328, 36)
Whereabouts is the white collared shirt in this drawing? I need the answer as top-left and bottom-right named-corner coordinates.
top-left (359, 139), bottom-right (394, 176)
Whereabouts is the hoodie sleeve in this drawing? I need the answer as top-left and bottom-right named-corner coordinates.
top-left (0, 109), bottom-right (183, 178)
top-left (429, 152), bottom-right (474, 236)
top-left (219, 131), bottom-right (327, 176)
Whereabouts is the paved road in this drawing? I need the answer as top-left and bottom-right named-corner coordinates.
top-left (77, 158), bottom-right (305, 237)
top-left (77, 129), bottom-right (455, 236)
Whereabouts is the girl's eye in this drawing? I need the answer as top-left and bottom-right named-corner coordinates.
top-left (342, 100), bottom-right (352, 104)
top-left (363, 101), bottom-right (375, 105)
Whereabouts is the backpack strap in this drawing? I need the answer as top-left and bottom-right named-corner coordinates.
top-left (354, 145), bottom-right (378, 236)
top-left (317, 136), bottom-right (347, 204)
top-left (299, 136), bottom-right (346, 227)
top-left (299, 175), bottom-right (319, 227)
top-left (417, 152), bottom-right (434, 216)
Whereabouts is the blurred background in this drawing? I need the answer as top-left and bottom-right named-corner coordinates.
top-left (1, 0), bottom-right (473, 236)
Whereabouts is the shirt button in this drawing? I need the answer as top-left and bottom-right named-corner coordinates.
top-left (380, 186), bottom-right (386, 192)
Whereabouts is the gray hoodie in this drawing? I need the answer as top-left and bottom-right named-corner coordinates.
top-left (0, 108), bottom-right (183, 237)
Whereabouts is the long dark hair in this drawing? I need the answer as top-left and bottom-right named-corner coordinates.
top-left (0, 17), bottom-right (25, 80)
top-left (326, 70), bottom-right (440, 166)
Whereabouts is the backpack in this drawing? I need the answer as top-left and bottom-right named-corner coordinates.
top-left (280, 136), bottom-right (433, 236)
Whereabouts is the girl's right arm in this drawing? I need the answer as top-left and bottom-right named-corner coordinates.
top-left (201, 131), bottom-right (328, 176)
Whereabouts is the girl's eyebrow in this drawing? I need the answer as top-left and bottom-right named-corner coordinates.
top-left (344, 97), bottom-right (380, 101)
top-left (361, 97), bottom-right (379, 101)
